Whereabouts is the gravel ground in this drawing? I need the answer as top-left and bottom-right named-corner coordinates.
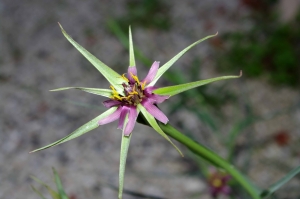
top-left (1, 1), bottom-right (300, 199)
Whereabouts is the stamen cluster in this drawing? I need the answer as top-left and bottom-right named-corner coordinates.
top-left (110, 74), bottom-right (146, 106)
top-left (100, 62), bottom-right (170, 136)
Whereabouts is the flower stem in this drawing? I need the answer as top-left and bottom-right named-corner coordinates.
top-left (159, 123), bottom-right (261, 199)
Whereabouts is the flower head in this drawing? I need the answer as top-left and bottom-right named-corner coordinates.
top-left (208, 169), bottom-right (231, 197)
top-left (31, 23), bottom-right (241, 199)
top-left (99, 61), bottom-right (169, 136)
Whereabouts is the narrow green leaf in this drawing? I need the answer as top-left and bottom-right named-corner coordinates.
top-left (260, 166), bottom-right (300, 198)
top-left (128, 26), bottom-right (135, 67)
top-left (119, 116), bottom-right (131, 199)
top-left (149, 33), bottom-right (218, 86)
top-left (137, 104), bottom-right (183, 156)
top-left (53, 168), bottom-right (69, 199)
top-left (31, 185), bottom-right (48, 199)
top-left (153, 71), bottom-right (241, 96)
top-left (50, 87), bottom-right (112, 98)
top-left (30, 107), bottom-right (118, 153)
top-left (58, 23), bottom-right (125, 93)
top-left (31, 176), bottom-right (60, 199)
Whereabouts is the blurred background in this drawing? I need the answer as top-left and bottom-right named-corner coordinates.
top-left (1, 0), bottom-right (300, 198)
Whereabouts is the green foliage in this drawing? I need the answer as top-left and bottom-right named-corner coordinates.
top-left (40, 19), bottom-right (300, 199)
top-left (35, 23), bottom-right (230, 199)
top-left (218, 8), bottom-right (300, 87)
top-left (260, 166), bottom-right (300, 198)
top-left (31, 168), bottom-right (69, 199)
top-left (113, 0), bottom-right (171, 31)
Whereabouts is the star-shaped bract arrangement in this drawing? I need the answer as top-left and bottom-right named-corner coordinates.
top-left (31, 23), bottom-right (241, 199)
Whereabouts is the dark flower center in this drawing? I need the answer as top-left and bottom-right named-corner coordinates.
top-left (110, 76), bottom-right (146, 106)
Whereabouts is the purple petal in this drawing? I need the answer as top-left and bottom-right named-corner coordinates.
top-left (220, 186), bottom-right (231, 195)
top-left (142, 61), bottom-right (159, 85)
top-left (98, 107), bottom-right (122, 125)
top-left (118, 106), bottom-right (130, 129)
top-left (123, 106), bottom-right (138, 136)
top-left (147, 94), bottom-right (169, 104)
top-left (141, 99), bottom-right (168, 124)
top-left (127, 66), bottom-right (137, 84)
top-left (144, 86), bottom-right (158, 95)
top-left (103, 99), bottom-right (121, 108)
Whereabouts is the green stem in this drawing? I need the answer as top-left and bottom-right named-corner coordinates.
top-left (160, 123), bottom-right (261, 199)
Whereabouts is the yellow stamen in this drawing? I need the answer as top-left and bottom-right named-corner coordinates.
top-left (112, 95), bottom-right (122, 100)
top-left (130, 72), bottom-right (140, 84)
top-left (212, 179), bottom-right (222, 188)
top-left (141, 81), bottom-right (146, 90)
top-left (121, 74), bottom-right (129, 82)
top-left (129, 90), bottom-right (138, 95)
top-left (110, 85), bottom-right (122, 100)
top-left (110, 85), bottom-right (117, 93)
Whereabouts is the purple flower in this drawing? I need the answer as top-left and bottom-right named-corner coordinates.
top-left (99, 61), bottom-right (169, 136)
top-left (31, 25), bottom-right (240, 155)
top-left (208, 169), bottom-right (231, 198)
top-left (31, 24), bottom-right (241, 199)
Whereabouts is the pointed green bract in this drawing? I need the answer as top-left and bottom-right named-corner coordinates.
top-left (153, 72), bottom-right (241, 96)
top-left (119, 116), bottom-right (131, 199)
top-left (50, 87), bottom-right (112, 98)
top-left (137, 104), bottom-right (183, 156)
top-left (30, 107), bottom-right (118, 153)
top-left (260, 166), bottom-right (300, 198)
top-left (58, 23), bottom-right (125, 93)
top-left (129, 26), bottom-right (136, 67)
top-left (53, 168), bottom-right (69, 199)
top-left (148, 33), bottom-right (218, 86)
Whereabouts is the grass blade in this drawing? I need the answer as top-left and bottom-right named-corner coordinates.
top-left (260, 166), bottom-right (300, 198)
top-left (53, 168), bottom-right (69, 199)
